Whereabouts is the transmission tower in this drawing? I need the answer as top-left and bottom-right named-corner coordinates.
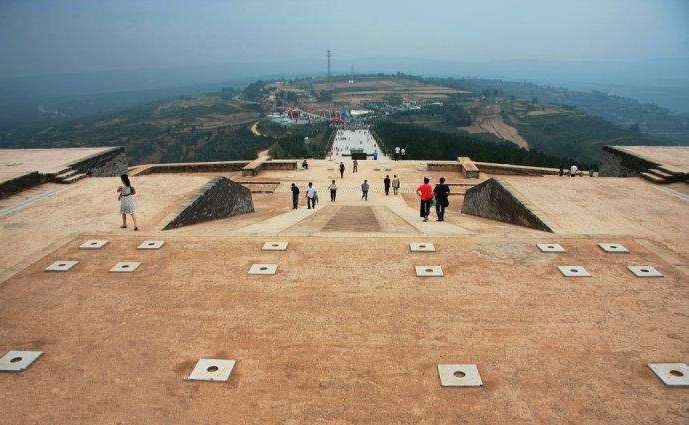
top-left (326, 49), bottom-right (332, 86)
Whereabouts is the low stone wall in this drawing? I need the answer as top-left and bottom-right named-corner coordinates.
top-left (0, 172), bottom-right (46, 200)
top-left (427, 162), bottom-right (458, 172)
top-left (461, 178), bottom-right (553, 232)
top-left (263, 160), bottom-right (298, 171)
top-left (599, 146), bottom-right (654, 177)
top-left (135, 161), bottom-right (249, 176)
top-left (474, 162), bottom-right (561, 176)
top-left (67, 147), bottom-right (128, 177)
top-left (162, 177), bottom-right (254, 230)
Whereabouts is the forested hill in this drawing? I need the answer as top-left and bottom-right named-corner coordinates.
top-left (419, 76), bottom-right (689, 145)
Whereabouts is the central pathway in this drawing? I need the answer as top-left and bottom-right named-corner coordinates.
top-left (331, 129), bottom-right (389, 161)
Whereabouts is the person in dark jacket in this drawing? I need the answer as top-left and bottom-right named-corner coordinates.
top-left (383, 175), bottom-right (391, 196)
top-left (339, 162), bottom-right (345, 178)
top-left (433, 177), bottom-right (450, 221)
top-left (291, 183), bottom-right (300, 209)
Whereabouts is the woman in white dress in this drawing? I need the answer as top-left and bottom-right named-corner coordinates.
top-left (117, 174), bottom-right (139, 230)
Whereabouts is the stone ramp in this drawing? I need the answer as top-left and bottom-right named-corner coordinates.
top-left (461, 178), bottom-right (555, 232)
top-left (162, 177), bottom-right (254, 230)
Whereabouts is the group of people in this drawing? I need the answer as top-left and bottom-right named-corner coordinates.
top-left (393, 146), bottom-right (406, 161)
top-left (290, 173), bottom-right (451, 223)
top-left (560, 164), bottom-right (596, 177)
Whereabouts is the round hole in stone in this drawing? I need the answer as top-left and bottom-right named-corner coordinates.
top-left (9, 357), bottom-right (22, 363)
top-left (206, 365), bottom-right (219, 373)
top-left (670, 369), bottom-right (684, 377)
top-left (122, 264), bottom-right (129, 268)
top-left (419, 245), bottom-right (426, 249)
top-left (570, 269), bottom-right (579, 273)
top-left (148, 242), bottom-right (155, 246)
top-left (91, 242), bottom-right (98, 245)
top-left (58, 263), bottom-right (66, 267)
top-left (260, 266), bottom-right (268, 271)
top-left (610, 245), bottom-right (617, 249)
top-left (272, 244), bottom-right (279, 247)
top-left (453, 370), bottom-right (466, 378)
top-left (425, 268), bottom-right (434, 273)
top-left (548, 245), bottom-right (555, 249)
top-left (641, 268), bottom-right (650, 273)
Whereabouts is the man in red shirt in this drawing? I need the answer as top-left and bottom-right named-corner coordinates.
top-left (416, 177), bottom-right (434, 222)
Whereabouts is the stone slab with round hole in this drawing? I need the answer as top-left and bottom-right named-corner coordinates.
top-left (598, 243), bottom-right (629, 253)
top-left (262, 242), bottom-right (288, 251)
top-left (79, 240), bottom-right (108, 250)
top-left (249, 264), bottom-right (277, 275)
top-left (0, 350), bottom-right (43, 372)
top-left (415, 266), bottom-right (443, 277)
top-left (110, 261), bottom-right (141, 273)
top-left (138, 240), bottom-right (165, 250)
top-left (45, 260), bottom-right (78, 272)
top-left (437, 364), bottom-right (483, 387)
top-left (628, 266), bottom-right (663, 277)
top-left (187, 358), bottom-right (236, 382)
top-left (410, 242), bottom-right (435, 252)
top-left (537, 243), bottom-right (565, 253)
top-left (648, 363), bottom-right (689, 387)
top-left (558, 266), bottom-right (590, 277)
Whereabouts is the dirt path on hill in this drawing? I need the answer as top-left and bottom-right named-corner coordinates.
top-left (250, 121), bottom-right (262, 136)
top-left (475, 104), bottom-right (530, 150)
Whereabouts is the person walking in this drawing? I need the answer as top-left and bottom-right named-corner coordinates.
top-left (353, 159), bottom-right (358, 173)
top-left (117, 174), bottom-right (139, 230)
top-left (361, 179), bottom-right (370, 201)
top-left (392, 175), bottom-right (400, 195)
top-left (328, 180), bottom-right (337, 202)
top-left (416, 177), bottom-right (434, 222)
top-left (339, 162), bottom-right (345, 178)
top-left (433, 177), bottom-right (450, 222)
top-left (306, 182), bottom-right (317, 209)
top-left (291, 183), bottom-right (300, 209)
top-left (383, 175), bottom-right (391, 196)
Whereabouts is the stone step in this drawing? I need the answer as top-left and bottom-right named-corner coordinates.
top-left (657, 165), bottom-right (685, 177)
top-left (640, 171), bottom-right (667, 184)
top-left (647, 168), bottom-right (674, 179)
top-left (62, 173), bottom-right (87, 184)
top-left (54, 169), bottom-right (79, 181)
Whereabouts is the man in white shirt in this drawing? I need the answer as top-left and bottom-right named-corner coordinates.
top-left (570, 164), bottom-right (578, 177)
top-left (401, 148), bottom-right (406, 159)
top-left (306, 182), bottom-right (317, 209)
top-left (395, 146), bottom-right (401, 160)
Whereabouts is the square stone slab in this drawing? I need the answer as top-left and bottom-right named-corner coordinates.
top-left (598, 243), bottom-right (629, 253)
top-left (437, 364), bottom-right (483, 387)
top-left (410, 242), bottom-right (435, 252)
top-left (537, 243), bottom-right (565, 253)
top-left (188, 358), bottom-right (236, 382)
top-left (628, 266), bottom-right (663, 277)
top-left (648, 363), bottom-right (689, 387)
top-left (0, 350), bottom-right (43, 372)
top-left (558, 266), bottom-right (591, 277)
top-left (79, 240), bottom-right (108, 250)
top-left (262, 242), bottom-right (288, 251)
top-left (415, 266), bottom-right (443, 277)
top-left (110, 261), bottom-right (141, 273)
top-left (138, 240), bottom-right (165, 250)
top-left (45, 260), bottom-right (78, 272)
top-left (249, 264), bottom-right (277, 275)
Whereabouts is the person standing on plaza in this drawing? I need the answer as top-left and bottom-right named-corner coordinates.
top-left (117, 174), bottom-right (139, 231)
top-left (306, 182), bottom-right (317, 209)
top-left (570, 164), bottom-right (578, 177)
top-left (401, 148), bottom-right (406, 160)
top-left (392, 175), bottom-right (400, 195)
top-left (353, 159), bottom-right (358, 173)
top-left (433, 177), bottom-right (450, 222)
top-left (291, 183), bottom-right (300, 209)
top-left (416, 177), bottom-right (434, 222)
top-left (383, 175), bottom-right (391, 196)
top-left (395, 146), bottom-right (401, 160)
top-left (339, 162), bottom-right (345, 178)
top-left (328, 180), bottom-right (337, 202)
top-left (361, 179), bottom-right (370, 201)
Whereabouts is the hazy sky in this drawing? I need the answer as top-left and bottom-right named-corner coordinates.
top-left (1, 0), bottom-right (688, 77)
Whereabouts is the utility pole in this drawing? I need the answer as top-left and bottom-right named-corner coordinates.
top-left (326, 49), bottom-right (332, 87)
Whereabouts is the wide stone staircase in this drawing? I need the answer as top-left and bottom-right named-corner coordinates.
top-left (52, 168), bottom-right (88, 184)
top-left (639, 166), bottom-right (687, 184)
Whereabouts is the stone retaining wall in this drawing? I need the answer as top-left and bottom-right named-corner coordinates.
top-left (461, 178), bottom-right (553, 232)
top-left (162, 177), bottom-right (254, 230)
top-left (66, 147), bottom-right (128, 177)
top-left (599, 146), bottom-right (654, 177)
top-left (0, 172), bottom-right (46, 200)
top-left (135, 161), bottom-right (249, 176)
